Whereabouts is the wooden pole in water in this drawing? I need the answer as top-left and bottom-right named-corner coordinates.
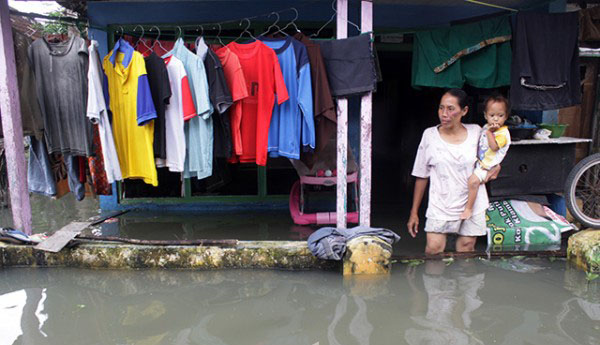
top-left (0, 0), bottom-right (32, 235)
top-left (359, 0), bottom-right (373, 227)
top-left (336, 0), bottom-right (348, 229)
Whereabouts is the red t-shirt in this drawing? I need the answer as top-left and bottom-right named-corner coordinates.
top-left (226, 41), bottom-right (289, 166)
top-left (215, 47), bottom-right (249, 156)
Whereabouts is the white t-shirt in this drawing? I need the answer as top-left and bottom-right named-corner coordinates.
top-left (412, 124), bottom-right (489, 220)
top-left (156, 56), bottom-right (197, 172)
top-left (86, 40), bottom-right (122, 183)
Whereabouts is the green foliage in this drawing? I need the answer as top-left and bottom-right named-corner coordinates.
top-left (35, 10), bottom-right (86, 38)
top-left (586, 272), bottom-right (599, 282)
top-left (40, 11), bottom-right (69, 35)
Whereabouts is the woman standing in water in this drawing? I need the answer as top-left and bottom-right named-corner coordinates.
top-left (407, 89), bottom-right (498, 255)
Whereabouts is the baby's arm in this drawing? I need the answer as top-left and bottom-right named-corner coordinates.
top-left (485, 127), bottom-right (500, 152)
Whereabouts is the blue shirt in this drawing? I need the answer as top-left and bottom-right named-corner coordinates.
top-left (259, 36), bottom-right (314, 160)
top-left (163, 38), bottom-right (213, 179)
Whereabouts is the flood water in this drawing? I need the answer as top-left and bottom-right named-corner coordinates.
top-left (1, 258), bottom-right (598, 345)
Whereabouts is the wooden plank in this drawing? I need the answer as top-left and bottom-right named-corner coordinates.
top-left (336, 0), bottom-right (348, 229)
top-left (89, 210), bottom-right (129, 226)
top-left (35, 222), bottom-right (91, 253)
top-left (75, 236), bottom-right (238, 247)
top-left (0, 0), bottom-right (32, 234)
top-left (359, 0), bottom-right (373, 227)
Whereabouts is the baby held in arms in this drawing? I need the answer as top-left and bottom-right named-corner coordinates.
top-left (461, 94), bottom-right (511, 220)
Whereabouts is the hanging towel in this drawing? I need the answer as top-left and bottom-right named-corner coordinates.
top-left (412, 15), bottom-right (512, 89)
top-left (510, 12), bottom-right (581, 111)
top-left (318, 34), bottom-right (379, 97)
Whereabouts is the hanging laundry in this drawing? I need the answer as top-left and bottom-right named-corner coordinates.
top-left (293, 32), bottom-right (336, 167)
top-left (156, 55), bottom-right (196, 172)
top-left (226, 40), bottom-right (289, 166)
top-left (259, 36), bottom-right (315, 160)
top-left (87, 124), bottom-right (112, 195)
top-left (196, 37), bottom-right (235, 192)
top-left (412, 16), bottom-right (511, 89)
top-left (27, 136), bottom-right (57, 197)
top-left (579, 6), bottom-right (600, 44)
top-left (510, 12), bottom-right (581, 111)
top-left (144, 52), bottom-right (172, 160)
top-left (28, 35), bottom-right (92, 156)
top-left (87, 39), bottom-right (122, 184)
top-left (196, 37), bottom-right (234, 159)
top-left (164, 38), bottom-right (213, 180)
top-left (318, 34), bottom-right (379, 97)
top-left (103, 39), bottom-right (158, 186)
top-left (214, 46), bottom-right (249, 157)
top-left (0, 30), bottom-right (44, 141)
top-left (197, 37), bottom-right (233, 114)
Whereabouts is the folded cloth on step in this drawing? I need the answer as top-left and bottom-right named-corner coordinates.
top-left (0, 228), bottom-right (34, 244)
top-left (307, 226), bottom-right (401, 260)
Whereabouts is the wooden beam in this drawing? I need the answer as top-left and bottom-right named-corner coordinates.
top-left (359, 0), bottom-right (373, 227)
top-left (35, 222), bottom-right (91, 253)
top-left (336, 0), bottom-right (348, 229)
top-left (0, 0), bottom-right (32, 235)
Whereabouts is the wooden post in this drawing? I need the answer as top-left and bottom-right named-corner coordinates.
top-left (0, 0), bottom-right (32, 234)
top-left (359, 0), bottom-right (373, 227)
top-left (336, 0), bottom-right (348, 229)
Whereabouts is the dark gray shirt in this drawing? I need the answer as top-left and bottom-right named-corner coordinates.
top-left (29, 36), bottom-right (92, 156)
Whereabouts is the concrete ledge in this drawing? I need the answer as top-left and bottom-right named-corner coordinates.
top-left (567, 230), bottom-right (600, 273)
top-left (0, 241), bottom-right (339, 271)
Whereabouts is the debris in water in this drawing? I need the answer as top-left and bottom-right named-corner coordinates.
top-left (480, 257), bottom-right (546, 273)
top-left (407, 259), bottom-right (425, 267)
top-left (442, 257), bottom-right (454, 266)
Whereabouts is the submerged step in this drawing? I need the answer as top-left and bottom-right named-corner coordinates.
top-left (0, 241), bottom-right (338, 271)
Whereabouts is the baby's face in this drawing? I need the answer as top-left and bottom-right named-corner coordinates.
top-left (484, 101), bottom-right (508, 129)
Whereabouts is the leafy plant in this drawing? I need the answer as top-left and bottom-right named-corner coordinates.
top-left (586, 272), bottom-right (599, 282)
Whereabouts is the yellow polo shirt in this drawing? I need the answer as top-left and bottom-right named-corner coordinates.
top-left (103, 39), bottom-right (158, 186)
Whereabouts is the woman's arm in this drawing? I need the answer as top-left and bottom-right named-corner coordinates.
top-left (407, 177), bottom-right (429, 238)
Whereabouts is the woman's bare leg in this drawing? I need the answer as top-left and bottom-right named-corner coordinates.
top-left (425, 233), bottom-right (447, 255)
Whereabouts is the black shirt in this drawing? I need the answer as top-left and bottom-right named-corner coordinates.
top-left (144, 52), bottom-right (172, 159)
top-left (203, 48), bottom-right (234, 158)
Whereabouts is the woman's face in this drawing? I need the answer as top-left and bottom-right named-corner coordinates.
top-left (438, 93), bottom-right (468, 128)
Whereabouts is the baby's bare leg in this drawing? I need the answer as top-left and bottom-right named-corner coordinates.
top-left (460, 174), bottom-right (481, 219)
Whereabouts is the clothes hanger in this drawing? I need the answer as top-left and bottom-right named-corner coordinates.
top-left (176, 26), bottom-right (183, 41)
top-left (260, 12), bottom-right (286, 37)
top-left (277, 8), bottom-right (300, 36)
top-left (312, 0), bottom-right (360, 38)
top-left (214, 23), bottom-right (233, 53)
top-left (214, 23), bottom-right (227, 47)
top-left (117, 25), bottom-right (124, 42)
top-left (149, 25), bottom-right (168, 54)
top-left (234, 18), bottom-right (256, 42)
top-left (133, 25), bottom-right (151, 51)
top-left (195, 25), bottom-right (205, 51)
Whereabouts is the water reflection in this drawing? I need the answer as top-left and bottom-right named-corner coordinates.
top-left (0, 260), bottom-right (598, 345)
top-left (404, 260), bottom-right (485, 345)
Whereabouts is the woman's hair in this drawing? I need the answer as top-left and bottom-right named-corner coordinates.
top-left (484, 93), bottom-right (510, 115)
top-left (443, 88), bottom-right (469, 109)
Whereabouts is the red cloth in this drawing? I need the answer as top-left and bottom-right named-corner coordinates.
top-left (215, 47), bottom-right (249, 156)
top-left (87, 124), bottom-right (112, 195)
top-left (225, 41), bottom-right (288, 166)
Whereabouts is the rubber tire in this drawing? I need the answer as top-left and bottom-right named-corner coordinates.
top-left (564, 153), bottom-right (600, 229)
